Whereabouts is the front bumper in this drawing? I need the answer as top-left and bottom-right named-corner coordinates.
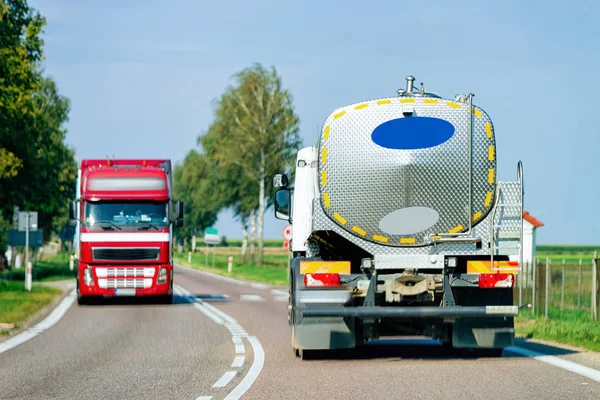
top-left (78, 264), bottom-right (172, 297)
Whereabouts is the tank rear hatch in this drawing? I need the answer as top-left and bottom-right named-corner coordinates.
top-left (317, 76), bottom-right (497, 247)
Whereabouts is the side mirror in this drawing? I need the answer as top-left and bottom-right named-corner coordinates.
top-left (272, 174), bottom-right (288, 188)
top-left (175, 201), bottom-right (184, 220)
top-left (274, 189), bottom-right (291, 220)
top-left (67, 219), bottom-right (77, 228)
top-left (69, 201), bottom-right (77, 221)
top-left (175, 219), bottom-right (183, 228)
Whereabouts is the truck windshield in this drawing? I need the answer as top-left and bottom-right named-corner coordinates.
top-left (84, 201), bottom-right (169, 231)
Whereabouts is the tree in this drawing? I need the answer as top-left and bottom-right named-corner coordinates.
top-left (172, 150), bottom-right (223, 243)
top-left (199, 63), bottom-right (301, 266)
top-left (0, 0), bottom-right (76, 257)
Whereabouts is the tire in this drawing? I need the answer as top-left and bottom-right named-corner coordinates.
top-left (159, 294), bottom-right (173, 305)
top-left (77, 295), bottom-right (87, 306)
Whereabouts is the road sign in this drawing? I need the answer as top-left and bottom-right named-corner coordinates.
top-left (283, 224), bottom-right (292, 241)
top-left (283, 240), bottom-right (290, 249)
top-left (18, 212), bottom-right (38, 231)
top-left (204, 227), bottom-right (221, 245)
top-left (7, 229), bottom-right (43, 247)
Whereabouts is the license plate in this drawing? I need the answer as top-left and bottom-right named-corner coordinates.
top-left (115, 289), bottom-right (136, 296)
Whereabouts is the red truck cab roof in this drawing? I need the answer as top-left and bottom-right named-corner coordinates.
top-left (80, 159), bottom-right (170, 201)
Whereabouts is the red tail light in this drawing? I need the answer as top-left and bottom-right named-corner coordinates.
top-left (304, 273), bottom-right (341, 288)
top-left (478, 273), bottom-right (514, 288)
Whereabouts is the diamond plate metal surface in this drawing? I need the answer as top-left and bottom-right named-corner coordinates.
top-left (317, 96), bottom-right (497, 247)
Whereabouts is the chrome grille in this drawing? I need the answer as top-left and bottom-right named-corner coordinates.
top-left (95, 267), bottom-right (155, 278)
top-left (98, 278), bottom-right (153, 289)
top-left (92, 248), bottom-right (159, 261)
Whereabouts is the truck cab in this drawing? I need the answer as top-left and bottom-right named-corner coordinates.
top-left (69, 159), bottom-right (183, 304)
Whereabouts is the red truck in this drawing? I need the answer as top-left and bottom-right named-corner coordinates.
top-left (68, 159), bottom-right (183, 305)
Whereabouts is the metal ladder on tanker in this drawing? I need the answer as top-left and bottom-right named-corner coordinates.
top-left (490, 161), bottom-right (524, 272)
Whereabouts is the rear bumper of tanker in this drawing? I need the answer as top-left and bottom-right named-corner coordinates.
top-left (301, 305), bottom-right (518, 319)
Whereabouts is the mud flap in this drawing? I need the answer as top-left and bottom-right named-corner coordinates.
top-left (292, 317), bottom-right (356, 350)
top-left (452, 317), bottom-right (515, 349)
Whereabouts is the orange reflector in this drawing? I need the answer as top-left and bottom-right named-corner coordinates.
top-left (467, 260), bottom-right (519, 274)
top-left (478, 274), bottom-right (514, 288)
top-left (300, 261), bottom-right (350, 275)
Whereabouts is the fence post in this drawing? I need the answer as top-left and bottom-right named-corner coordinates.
top-left (561, 259), bottom-right (565, 309)
top-left (593, 251), bottom-right (598, 321)
top-left (578, 258), bottom-right (582, 308)
top-left (545, 257), bottom-right (550, 319)
top-left (532, 259), bottom-right (537, 315)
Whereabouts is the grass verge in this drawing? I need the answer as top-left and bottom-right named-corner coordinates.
top-left (515, 308), bottom-right (600, 352)
top-left (175, 252), bottom-right (289, 286)
top-left (0, 281), bottom-right (61, 336)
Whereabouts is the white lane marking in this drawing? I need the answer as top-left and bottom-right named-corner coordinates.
top-left (274, 296), bottom-right (289, 302)
top-left (240, 294), bottom-right (265, 302)
top-left (174, 283), bottom-right (264, 399)
top-left (193, 303), bottom-right (225, 325)
top-left (271, 289), bottom-right (288, 296)
top-left (195, 397), bottom-right (213, 400)
top-left (224, 336), bottom-right (265, 400)
top-left (251, 283), bottom-right (269, 289)
top-left (213, 371), bottom-right (237, 388)
top-left (235, 343), bottom-right (245, 354)
top-left (506, 346), bottom-right (600, 382)
top-left (0, 289), bottom-right (76, 354)
top-left (232, 355), bottom-right (245, 368)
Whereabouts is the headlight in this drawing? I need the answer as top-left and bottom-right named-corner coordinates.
top-left (158, 268), bottom-right (167, 284)
top-left (83, 268), bottom-right (94, 286)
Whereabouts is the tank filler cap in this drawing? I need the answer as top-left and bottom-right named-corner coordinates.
top-left (397, 75), bottom-right (442, 98)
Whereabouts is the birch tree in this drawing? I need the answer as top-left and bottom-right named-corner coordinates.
top-left (200, 64), bottom-right (301, 266)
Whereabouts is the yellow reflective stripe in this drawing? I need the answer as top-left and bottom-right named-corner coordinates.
top-left (447, 101), bottom-right (461, 108)
top-left (352, 226), bottom-right (366, 236)
top-left (400, 237), bottom-right (416, 244)
top-left (334, 110), bottom-right (346, 119)
top-left (467, 260), bottom-right (520, 274)
top-left (377, 99), bottom-right (391, 105)
top-left (472, 108), bottom-right (482, 117)
top-left (472, 211), bottom-right (482, 222)
top-left (300, 261), bottom-right (351, 275)
top-left (424, 99), bottom-right (438, 104)
top-left (431, 235), bottom-right (442, 239)
top-left (373, 234), bottom-right (389, 243)
top-left (488, 168), bottom-right (495, 184)
top-left (400, 98), bottom-right (415, 103)
top-left (323, 193), bottom-right (331, 208)
top-left (321, 170), bottom-right (327, 185)
top-left (485, 191), bottom-right (493, 207)
top-left (334, 213), bottom-right (346, 225)
top-left (324, 125), bottom-right (330, 140)
top-left (485, 123), bottom-right (492, 138)
top-left (488, 146), bottom-right (495, 161)
top-left (322, 148), bottom-right (328, 163)
top-left (449, 225), bottom-right (463, 234)
top-left (355, 103), bottom-right (368, 110)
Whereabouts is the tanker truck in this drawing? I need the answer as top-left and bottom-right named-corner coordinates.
top-left (273, 75), bottom-right (524, 359)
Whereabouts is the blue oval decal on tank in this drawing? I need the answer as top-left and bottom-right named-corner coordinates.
top-left (371, 117), bottom-right (455, 150)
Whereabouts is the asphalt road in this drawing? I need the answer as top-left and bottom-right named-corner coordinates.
top-left (1, 264), bottom-right (600, 400)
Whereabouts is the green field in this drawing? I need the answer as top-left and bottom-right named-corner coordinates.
top-left (0, 252), bottom-right (76, 282)
top-left (0, 281), bottom-right (61, 335)
top-left (175, 252), bottom-right (289, 285)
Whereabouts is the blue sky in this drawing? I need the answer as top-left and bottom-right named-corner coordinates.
top-left (30, 0), bottom-right (599, 244)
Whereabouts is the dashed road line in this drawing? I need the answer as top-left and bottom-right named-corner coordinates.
top-left (240, 294), bottom-right (265, 302)
top-left (174, 284), bottom-right (264, 400)
top-left (0, 289), bottom-right (76, 354)
top-left (232, 355), bottom-right (245, 368)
